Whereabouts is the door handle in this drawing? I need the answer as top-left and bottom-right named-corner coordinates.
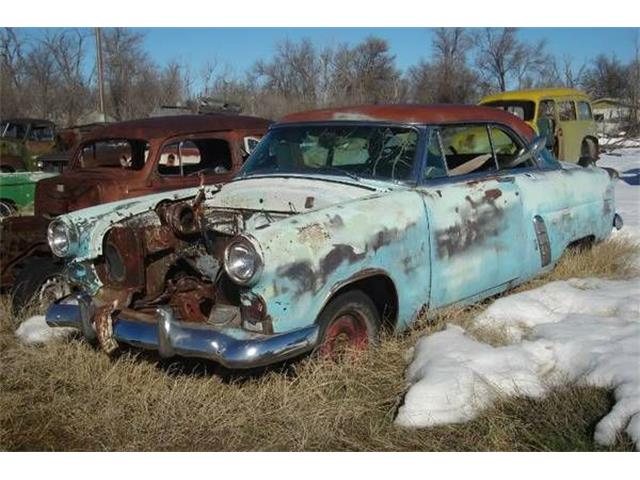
top-left (497, 176), bottom-right (515, 183)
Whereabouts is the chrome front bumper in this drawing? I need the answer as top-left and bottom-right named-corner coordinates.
top-left (46, 295), bottom-right (319, 369)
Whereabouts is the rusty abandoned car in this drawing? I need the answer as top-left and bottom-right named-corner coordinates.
top-left (44, 104), bottom-right (622, 368)
top-left (2, 114), bottom-right (271, 311)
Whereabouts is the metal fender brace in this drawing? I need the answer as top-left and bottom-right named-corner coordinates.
top-left (93, 288), bottom-right (134, 354)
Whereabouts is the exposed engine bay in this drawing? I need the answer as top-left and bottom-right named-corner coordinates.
top-left (90, 192), bottom-right (293, 333)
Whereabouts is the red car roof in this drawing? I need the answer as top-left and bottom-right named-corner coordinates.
top-left (83, 114), bottom-right (272, 142)
top-left (280, 104), bottom-right (535, 141)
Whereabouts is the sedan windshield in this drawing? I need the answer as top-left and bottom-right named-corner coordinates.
top-left (240, 125), bottom-right (419, 182)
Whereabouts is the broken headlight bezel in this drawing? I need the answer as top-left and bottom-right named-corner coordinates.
top-left (47, 218), bottom-right (79, 258)
top-left (223, 234), bottom-right (263, 286)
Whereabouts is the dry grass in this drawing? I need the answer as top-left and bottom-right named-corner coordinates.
top-left (0, 237), bottom-right (638, 451)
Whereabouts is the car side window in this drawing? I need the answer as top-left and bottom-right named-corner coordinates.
top-left (558, 101), bottom-right (577, 121)
top-left (439, 124), bottom-right (497, 177)
top-left (27, 126), bottom-right (54, 142)
top-left (577, 101), bottom-right (593, 120)
top-left (490, 126), bottom-right (531, 170)
top-left (538, 100), bottom-right (556, 120)
top-left (423, 129), bottom-right (448, 180)
top-left (158, 139), bottom-right (233, 176)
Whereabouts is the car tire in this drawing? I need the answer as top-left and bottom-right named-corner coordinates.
top-left (579, 139), bottom-right (597, 167)
top-left (315, 290), bottom-right (380, 359)
top-left (0, 200), bottom-right (16, 219)
top-left (12, 257), bottom-right (70, 315)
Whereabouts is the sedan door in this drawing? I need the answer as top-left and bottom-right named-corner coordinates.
top-left (419, 124), bottom-right (527, 309)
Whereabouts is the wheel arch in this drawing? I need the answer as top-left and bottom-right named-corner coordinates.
top-left (317, 269), bottom-right (399, 331)
top-left (582, 135), bottom-right (599, 157)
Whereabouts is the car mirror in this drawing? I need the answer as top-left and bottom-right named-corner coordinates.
top-left (528, 135), bottom-right (548, 155)
top-left (243, 136), bottom-right (261, 156)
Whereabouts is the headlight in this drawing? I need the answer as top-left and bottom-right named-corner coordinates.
top-left (223, 235), bottom-right (263, 286)
top-left (47, 218), bottom-right (78, 257)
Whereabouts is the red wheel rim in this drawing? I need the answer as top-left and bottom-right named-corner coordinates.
top-left (319, 312), bottom-right (369, 358)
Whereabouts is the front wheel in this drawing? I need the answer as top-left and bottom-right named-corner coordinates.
top-left (0, 200), bottom-right (16, 219)
top-left (316, 290), bottom-right (380, 359)
top-left (12, 257), bottom-right (70, 314)
top-left (578, 139), bottom-right (597, 167)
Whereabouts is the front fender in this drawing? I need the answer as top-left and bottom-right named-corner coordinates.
top-left (248, 190), bottom-right (432, 333)
top-left (60, 185), bottom-right (219, 262)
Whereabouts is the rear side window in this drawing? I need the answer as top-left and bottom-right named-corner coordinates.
top-left (577, 101), bottom-right (593, 120)
top-left (482, 100), bottom-right (535, 122)
top-left (439, 125), bottom-right (497, 176)
top-left (558, 101), bottom-right (577, 121)
top-left (78, 139), bottom-right (149, 170)
top-left (158, 138), bottom-right (232, 176)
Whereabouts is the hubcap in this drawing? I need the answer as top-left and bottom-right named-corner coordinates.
top-left (320, 311), bottom-right (369, 358)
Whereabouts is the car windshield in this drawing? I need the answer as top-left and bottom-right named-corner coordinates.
top-left (75, 139), bottom-right (150, 171)
top-left (240, 125), bottom-right (419, 182)
top-left (482, 101), bottom-right (536, 122)
top-left (1, 122), bottom-right (28, 140)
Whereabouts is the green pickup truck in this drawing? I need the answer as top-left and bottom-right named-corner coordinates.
top-left (0, 118), bottom-right (60, 218)
top-left (0, 171), bottom-right (57, 218)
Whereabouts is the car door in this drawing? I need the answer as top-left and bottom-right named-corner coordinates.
top-left (556, 98), bottom-right (581, 162)
top-left (418, 124), bottom-right (526, 309)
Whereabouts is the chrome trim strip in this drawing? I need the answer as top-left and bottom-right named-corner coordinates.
top-left (46, 298), bottom-right (319, 369)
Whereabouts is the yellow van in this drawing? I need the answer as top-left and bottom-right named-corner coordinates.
top-left (479, 88), bottom-right (599, 165)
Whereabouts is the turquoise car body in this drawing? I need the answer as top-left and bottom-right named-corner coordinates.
top-left (44, 106), bottom-right (618, 368)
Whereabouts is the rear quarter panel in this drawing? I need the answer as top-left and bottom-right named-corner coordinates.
top-left (516, 165), bottom-right (614, 279)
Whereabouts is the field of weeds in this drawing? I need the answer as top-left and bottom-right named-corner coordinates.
top-left (0, 237), bottom-right (637, 451)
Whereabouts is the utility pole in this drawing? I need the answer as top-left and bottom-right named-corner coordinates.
top-left (95, 27), bottom-right (106, 120)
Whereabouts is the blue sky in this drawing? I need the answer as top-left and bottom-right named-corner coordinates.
top-left (134, 28), bottom-right (638, 73)
top-left (22, 27), bottom-right (639, 88)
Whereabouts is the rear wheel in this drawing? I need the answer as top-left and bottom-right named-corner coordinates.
top-left (12, 257), bottom-right (70, 314)
top-left (579, 139), bottom-right (597, 167)
top-left (316, 290), bottom-right (380, 359)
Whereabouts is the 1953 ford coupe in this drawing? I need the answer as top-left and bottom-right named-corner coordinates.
top-left (44, 105), bottom-right (622, 368)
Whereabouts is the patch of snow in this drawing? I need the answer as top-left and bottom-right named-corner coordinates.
top-left (396, 279), bottom-right (640, 449)
top-left (474, 278), bottom-right (640, 341)
top-left (397, 277), bottom-right (640, 449)
top-left (396, 324), bottom-right (553, 427)
top-left (599, 147), bottom-right (640, 241)
top-left (398, 149), bottom-right (640, 449)
top-left (599, 137), bottom-right (640, 149)
top-left (15, 315), bottom-right (75, 344)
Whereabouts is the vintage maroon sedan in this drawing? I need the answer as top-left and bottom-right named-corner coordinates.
top-left (2, 114), bottom-right (271, 310)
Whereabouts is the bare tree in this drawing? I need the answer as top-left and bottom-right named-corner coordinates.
top-left (22, 41), bottom-right (57, 119)
top-left (0, 28), bottom-right (27, 118)
top-left (582, 54), bottom-right (628, 99)
top-left (628, 32), bottom-right (640, 134)
top-left (474, 28), bottom-right (550, 93)
top-left (254, 39), bottom-right (321, 106)
top-left (332, 37), bottom-right (400, 104)
top-left (102, 28), bottom-right (160, 120)
top-left (41, 29), bottom-right (93, 125)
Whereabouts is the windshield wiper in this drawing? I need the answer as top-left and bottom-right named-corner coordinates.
top-left (316, 166), bottom-right (360, 181)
